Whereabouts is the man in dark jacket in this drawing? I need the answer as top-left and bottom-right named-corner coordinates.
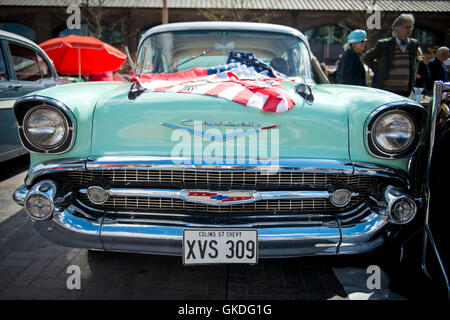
top-left (428, 46), bottom-right (449, 84)
top-left (362, 13), bottom-right (419, 97)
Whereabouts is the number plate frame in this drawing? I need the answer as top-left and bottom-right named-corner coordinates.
top-left (182, 229), bottom-right (258, 265)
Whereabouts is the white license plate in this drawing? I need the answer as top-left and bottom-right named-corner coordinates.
top-left (183, 229), bottom-right (258, 265)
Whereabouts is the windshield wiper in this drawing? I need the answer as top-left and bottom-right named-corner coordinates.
top-left (228, 53), bottom-right (273, 73)
top-left (164, 49), bottom-right (212, 73)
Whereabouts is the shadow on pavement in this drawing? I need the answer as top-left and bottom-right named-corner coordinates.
top-left (85, 250), bottom-right (349, 300)
top-left (0, 154), bottom-right (29, 182)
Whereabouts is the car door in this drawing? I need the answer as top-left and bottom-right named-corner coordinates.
top-left (0, 38), bottom-right (27, 162)
top-left (0, 37), bottom-right (61, 163)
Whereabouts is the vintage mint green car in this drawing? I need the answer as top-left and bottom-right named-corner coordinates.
top-left (12, 22), bottom-right (439, 265)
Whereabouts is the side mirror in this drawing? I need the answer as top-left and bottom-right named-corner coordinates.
top-left (125, 46), bottom-right (136, 71)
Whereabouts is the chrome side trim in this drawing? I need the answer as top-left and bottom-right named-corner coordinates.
top-left (78, 188), bottom-right (358, 206)
top-left (160, 122), bottom-right (279, 141)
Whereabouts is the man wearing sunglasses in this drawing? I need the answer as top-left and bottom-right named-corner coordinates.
top-left (336, 29), bottom-right (367, 86)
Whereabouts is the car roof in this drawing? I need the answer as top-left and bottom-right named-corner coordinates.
top-left (0, 30), bottom-right (41, 47)
top-left (0, 30), bottom-right (57, 75)
top-left (139, 21), bottom-right (309, 48)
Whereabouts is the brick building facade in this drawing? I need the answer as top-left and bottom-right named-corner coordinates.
top-left (1, 1), bottom-right (449, 65)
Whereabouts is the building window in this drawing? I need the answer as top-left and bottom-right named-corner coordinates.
top-left (304, 25), bottom-right (350, 64)
top-left (412, 27), bottom-right (442, 46)
top-left (0, 22), bottom-right (36, 41)
top-left (58, 24), bottom-right (88, 37)
top-left (382, 26), bottom-right (443, 46)
top-left (58, 25), bottom-right (121, 45)
top-left (102, 29), bottom-right (121, 45)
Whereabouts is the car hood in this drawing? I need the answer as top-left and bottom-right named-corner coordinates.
top-left (89, 80), bottom-right (352, 161)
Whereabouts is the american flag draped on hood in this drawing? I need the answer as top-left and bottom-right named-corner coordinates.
top-left (131, 51), bottom-right (296, 113)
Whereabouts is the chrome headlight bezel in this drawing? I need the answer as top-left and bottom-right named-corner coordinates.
top-left (371, 110), bottom-right (416, 154)
top-left (365, 102), bottom-right (426, 159)
top-left (23, 105), bottom-right (69, 150)
top-left (14, 96), bottom-right (76, 154)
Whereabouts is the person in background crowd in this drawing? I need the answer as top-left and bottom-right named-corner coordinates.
top-left (336, 29), bottom-right (367, 86)
top-left (362, 13), bottom-right (419, 97)
top-left (428, 46), bottom-right (449, 84)
top-left (320, 62), bottom-right (335, 83)
top-left (415, 47), bottom-right (432, 94)
top-left (327, 59), bottom-right (340, 84)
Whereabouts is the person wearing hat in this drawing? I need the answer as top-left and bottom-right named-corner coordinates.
top-left (336, 29), bottom-right (367, 86)
top-left (362, 13), bottom-right (419, 97)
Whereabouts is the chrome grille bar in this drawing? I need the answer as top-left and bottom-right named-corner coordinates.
top-left (68, 169), bottom-right (374, 189)
top-left (78, 188), bottom-right (354, 206)
top-left (78, 194), bottom-right (362, 214)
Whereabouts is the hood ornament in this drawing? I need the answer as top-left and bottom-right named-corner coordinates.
top-left (295, 82), bottom-right (314, 104)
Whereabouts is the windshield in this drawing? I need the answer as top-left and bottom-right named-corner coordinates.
top-left (137, 30), bottom-right (312, 78)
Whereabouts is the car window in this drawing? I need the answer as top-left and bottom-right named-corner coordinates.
top-left (8, 42), bottom-right (42, 81)
top-left (36, 53), bottom-right (51, 78)
top-left (138, 30), bottom-right (312, 78)
top-left (0, 45), bottom-right (8, 81)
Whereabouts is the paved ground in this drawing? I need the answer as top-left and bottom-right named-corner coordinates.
top-left (0, 155), bottom-right (446, 300)
top-left (0, 187), bottom-right (348, 300)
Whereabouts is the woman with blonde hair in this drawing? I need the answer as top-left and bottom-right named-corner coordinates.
top-left (336, 29), bottom-right (367, 86)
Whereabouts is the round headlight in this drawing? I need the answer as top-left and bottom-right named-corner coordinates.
top-left (371, 111), bottom-right (415, 154)
top-left (23, 106), bottom-right (68, 150)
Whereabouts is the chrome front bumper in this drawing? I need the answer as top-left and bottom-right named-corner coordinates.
top-left (14, 157), bottom-right (419, 258)
top-left (14, 183), bottom-right (398, 257)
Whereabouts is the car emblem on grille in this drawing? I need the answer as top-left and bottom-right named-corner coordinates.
top-left (186, 191), bottom-right (254, 205)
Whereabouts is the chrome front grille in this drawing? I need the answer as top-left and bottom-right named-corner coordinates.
top-left (64, 168), bottom-right (376, 215)
top-left (67, 169), bottom-right (374, 190)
